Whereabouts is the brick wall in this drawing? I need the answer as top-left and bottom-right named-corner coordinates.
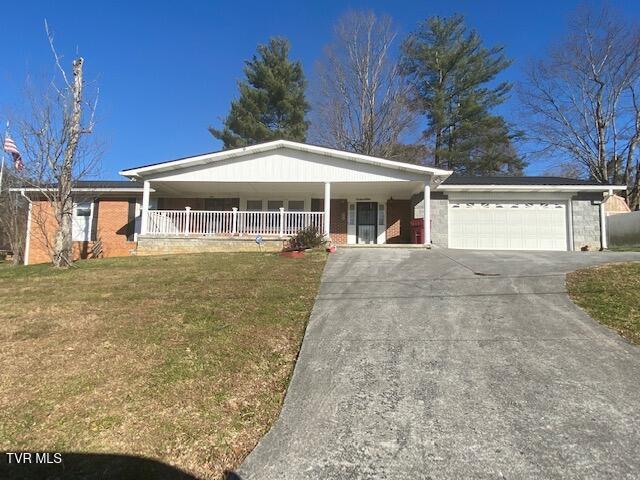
top-left (95, 199), bottom-right (137, 257)
top-left (386, 199), bottom-right (411, 243)
top-left (310, 198), bottom-right (347, 244)
top-left (28, 198), bottom-right (136, 265)
top-left (159, 198), bottom-right (205, 210)
top-left (330, 199), bottom-right (348, 245)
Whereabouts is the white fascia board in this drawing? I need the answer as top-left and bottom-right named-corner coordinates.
top-left (436, 184), bottom-right (626, 192)
top-left (119, 140), bottom-right (453, 179)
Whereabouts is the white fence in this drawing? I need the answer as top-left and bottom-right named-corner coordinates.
top-left (145, 208), bottom-right (324, 237)
top-left (607, 211), bottom-right (640, 247)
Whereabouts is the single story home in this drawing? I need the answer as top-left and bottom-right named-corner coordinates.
top-left (17, 140), bottom-right (624, 264)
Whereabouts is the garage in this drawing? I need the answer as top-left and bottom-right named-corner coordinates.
top-left (448, 200), bottom-right (568, 251)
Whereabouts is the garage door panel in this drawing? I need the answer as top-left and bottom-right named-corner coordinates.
top-left (449, 200), bottom-right (567, 251)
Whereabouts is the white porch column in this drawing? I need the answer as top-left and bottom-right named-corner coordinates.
top-left (600, 193), bottom-right (608, 250)
top-left (324, 182), bottom-right (331, 238)
top-left (140, 180), bottom-right (151, 235)
top-left (423, 181), bottom-right (431, 245)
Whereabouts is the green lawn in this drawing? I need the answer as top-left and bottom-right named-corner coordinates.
top-left (567, 262), bottom-right (640, 345)
top-left (608, 246), bottom-right (640, 252)
top-left (0, 252), bottom-right (326, 479)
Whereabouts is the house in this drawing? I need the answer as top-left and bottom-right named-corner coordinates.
top-left (17, 140), bottom-right (624, 265)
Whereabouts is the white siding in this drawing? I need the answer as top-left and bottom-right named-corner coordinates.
top-left (150, 150), bottom-right (426, 183)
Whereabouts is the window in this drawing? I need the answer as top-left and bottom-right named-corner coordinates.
top-left (72, 202), bottom-right (93, 242)
top-left (267, 200), bottom-right (284, 211)
top-left (246, 200), bottom-right (263, 211)
top-left (378, 204), bottom-right (385, 225)
top-left (348, 204), bottom-right (356, 225)
top-left (288, 200), bottom-right (305, 211)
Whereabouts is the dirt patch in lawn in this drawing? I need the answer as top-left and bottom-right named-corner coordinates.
top-left (0, 252), bottom-right (326, 479)
top-left (567, 261), bottom-right (640, 345)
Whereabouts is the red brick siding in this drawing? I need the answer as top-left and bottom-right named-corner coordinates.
top-left (311, 198), bottom-right (348, 245)
top-left (160, 198), bottom-right (205, 210)
top-left (330, 199), bottom-right (348, 245)
top-left (28, 198), bottom-right (135, 265)
top-left (386, 199), bottom-right (411, 244)
top-left (95, 199), bottom-right (136, 257)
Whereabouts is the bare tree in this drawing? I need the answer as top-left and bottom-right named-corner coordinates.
top-left (17, 21), bottom-right (100, 267)
top-left (0, 171), bottom-right (27, 265)
top-left (310, 11), bottom-right (418, 162)
top-left (520, 5), bottom-right (640, 208)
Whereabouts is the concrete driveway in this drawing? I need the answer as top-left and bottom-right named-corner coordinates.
top-left (236, 249), bottom-right (640, 479)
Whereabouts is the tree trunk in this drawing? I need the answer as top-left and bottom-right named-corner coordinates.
top-left (52, 58), bottom-right (84, 268)
top-left (434, 130), bottom-right (442, 168)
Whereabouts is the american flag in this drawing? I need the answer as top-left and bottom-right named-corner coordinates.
top-left (3, 134), bottom-right (24, 172)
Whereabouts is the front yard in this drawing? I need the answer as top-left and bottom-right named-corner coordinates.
top-left (0, 252), bottom-right (326, 479)
top-left (567, 262), bottom-right (640, 345)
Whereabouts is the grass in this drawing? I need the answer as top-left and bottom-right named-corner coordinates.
top-left (0, 252), bottom-right (326, 479)
top-left (567, 262), bottom-right (640, 345)
top-left (608, 246), bottom-right (640, 252)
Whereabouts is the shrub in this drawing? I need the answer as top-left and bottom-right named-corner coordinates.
top-left (286, 225), bottom-right (327, 251)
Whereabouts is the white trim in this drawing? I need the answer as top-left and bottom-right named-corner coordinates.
top-left (424, 182), bottom-right (431, 245)
top-left (438, 184), bottom-right (626, 192)
top-left (600, 196), bottom-right (608, 249)
top-left (141, 181), bottom-right (151, 235)
top-left (324, 182), bottom-right (331, 238)
top-left (119, 140), bottom-right (453, 179)
top-left (448, 191), bottom-right (573, 201)
top-left (567, 198), bottom-right (574, 251)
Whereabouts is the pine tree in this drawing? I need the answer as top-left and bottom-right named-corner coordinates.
top-left (400, 14), bottom-right (525, 174)
top-left (210, 38), bottom-right (309, 149)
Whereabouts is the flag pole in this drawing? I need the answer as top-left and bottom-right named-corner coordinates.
top-left (0, 122), bottom-right (6, 194)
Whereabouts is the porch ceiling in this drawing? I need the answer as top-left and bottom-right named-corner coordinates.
top-left (151, 181), bottom-right (424, 199)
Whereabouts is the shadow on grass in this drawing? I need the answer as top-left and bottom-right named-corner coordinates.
top-left (0, 452), bottom-right (199, 480)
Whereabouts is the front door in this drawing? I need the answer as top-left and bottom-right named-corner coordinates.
top-left (357, 202), bottom-right (377, 244)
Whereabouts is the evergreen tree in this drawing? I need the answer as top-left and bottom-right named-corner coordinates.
top-left (400, 14), bottom-right (525, 174)
top-left (210, 37), bottom-right (309, 148)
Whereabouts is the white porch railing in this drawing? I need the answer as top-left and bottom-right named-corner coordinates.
top-left (145, 208), bottom-right (324, 237)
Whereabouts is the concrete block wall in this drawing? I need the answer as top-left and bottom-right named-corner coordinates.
top-left (411, 192), bottom-right (448, 247)
top-left (572, 193), bottom-right (602, 250)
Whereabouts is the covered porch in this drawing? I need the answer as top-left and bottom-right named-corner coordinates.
top-left (139, 180), bottom-right (432, 245)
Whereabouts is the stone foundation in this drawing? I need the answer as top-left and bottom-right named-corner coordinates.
top-left (136, 236), bottom-right (284, 256)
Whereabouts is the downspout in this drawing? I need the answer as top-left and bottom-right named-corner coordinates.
top-left (20, 189), bottom-right (33, 266)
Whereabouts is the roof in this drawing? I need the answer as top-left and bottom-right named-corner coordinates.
top-left (438, 174), bottom-right (625, 192)
top-left (119, 139), bottom-right (453, 178)
top-left (442, 175), bottom-right (607, 186)
top-left (11, 180), bottom-right (147, 193)
top-left (70, 180), bottom-right (144, 188)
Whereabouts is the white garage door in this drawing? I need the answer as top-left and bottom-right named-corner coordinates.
top-left (448, 200), bottom-right (568, 251)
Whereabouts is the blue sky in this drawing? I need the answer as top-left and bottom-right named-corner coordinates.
top-left (2, 0), bottom-right (639, 178)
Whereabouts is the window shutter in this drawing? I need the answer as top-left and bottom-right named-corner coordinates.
top-left (90, 200), bottom-right (100, 241)
top-left (126, 198), bottom-right (136, 241)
